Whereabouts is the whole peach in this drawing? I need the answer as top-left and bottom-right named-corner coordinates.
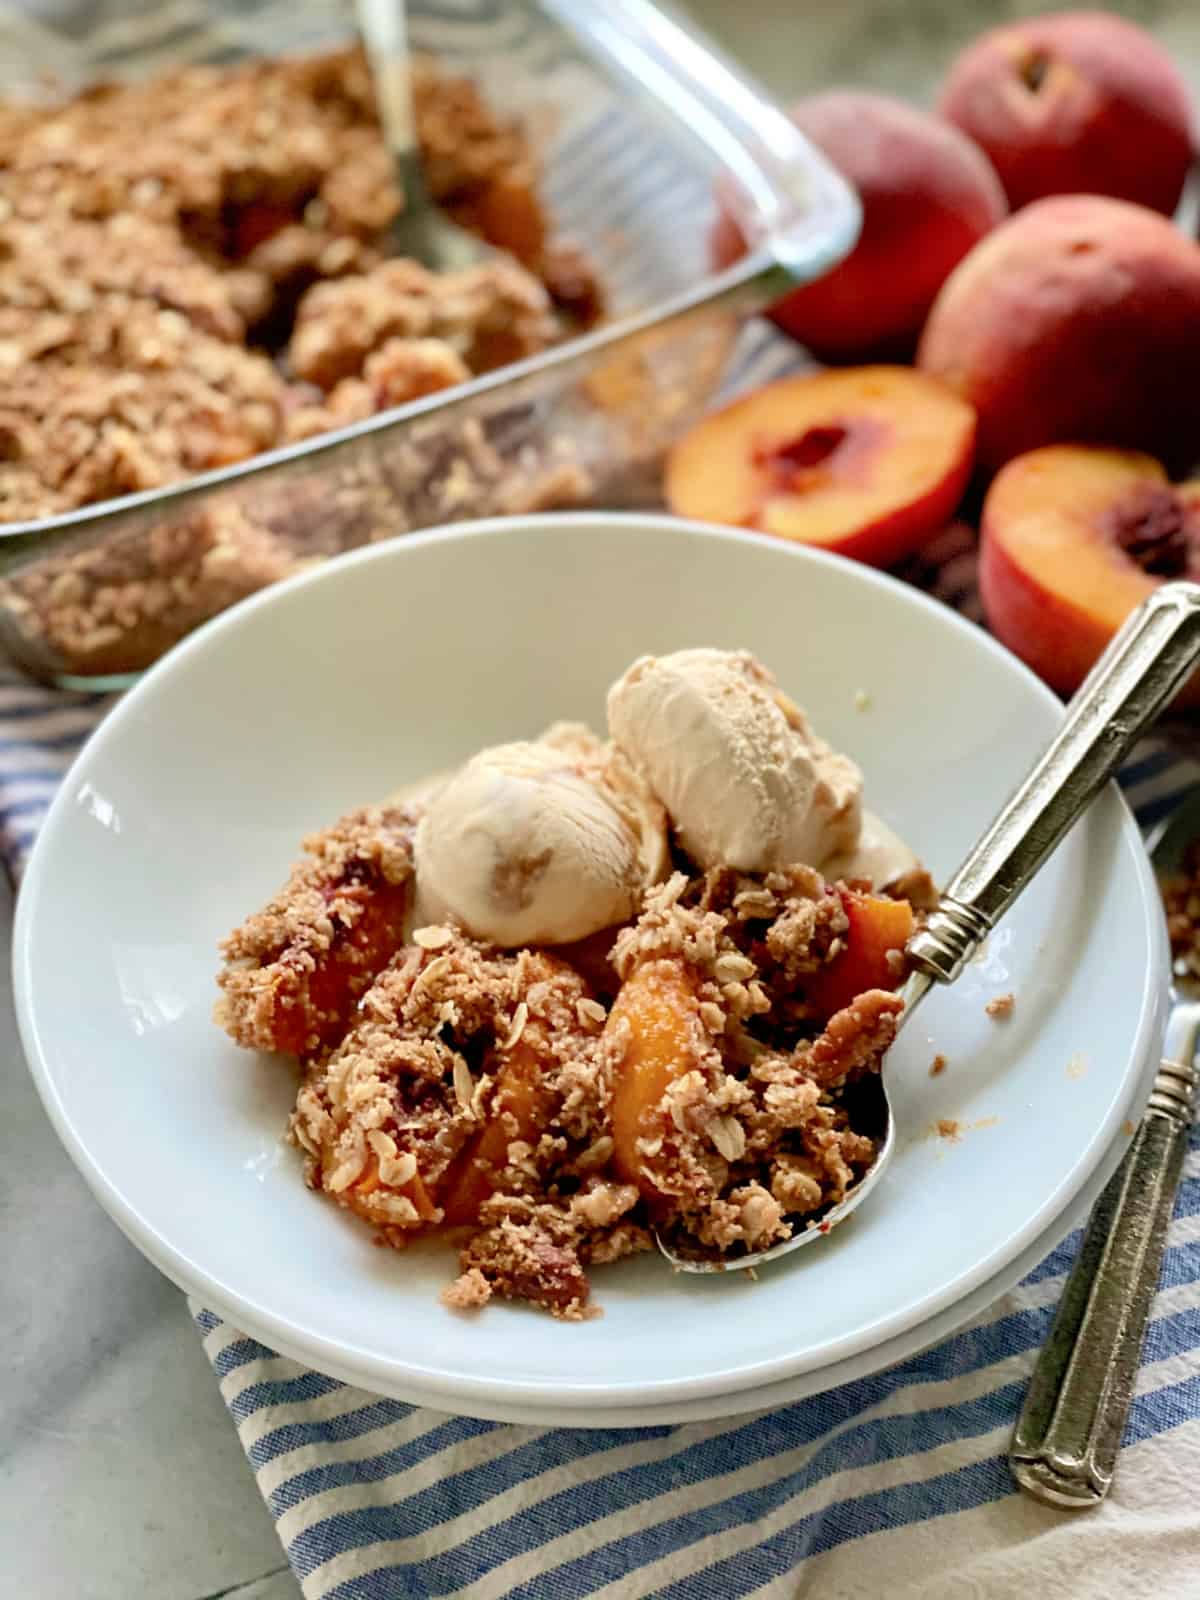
top-left (711, 91), bottom-right (1007, 362)
top-left (917, 195), bottom-right (1200, 472)
top-left (938, 10), bottom-right (1194, 216)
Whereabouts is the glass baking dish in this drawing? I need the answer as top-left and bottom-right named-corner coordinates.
top-left (0, 0), bottom-right (858, 688)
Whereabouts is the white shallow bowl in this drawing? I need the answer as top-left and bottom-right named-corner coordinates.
top-left (15, 514), bottom-right (1167, 1425)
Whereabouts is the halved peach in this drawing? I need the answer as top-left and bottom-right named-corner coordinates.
top-left (807, 890), bottom-right (914, 1019)
top-left (665, 367), bottom-right (976, 568)
top-left (978, 444), bottom-right (1200, 703)
top-left (608, 958), bottom-right (700, 1195)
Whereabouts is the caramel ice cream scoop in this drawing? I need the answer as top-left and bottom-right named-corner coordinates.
top-left (413, 729), bottom-right (667, 946)
top-left (607, 647), bottom-right (862, 872)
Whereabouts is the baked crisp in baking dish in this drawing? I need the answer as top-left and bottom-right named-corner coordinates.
top-left (0, 46), bottom-right (602, 674)
top-left (0, 46), bottom-right (598, 524)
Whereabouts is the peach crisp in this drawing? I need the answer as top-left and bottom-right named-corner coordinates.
top-left (216, 649), bottom-right (932, 1318)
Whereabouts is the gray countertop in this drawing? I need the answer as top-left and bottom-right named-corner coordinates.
top-left (5, 3), bottom-right (1199, 1595)
top-left (686, 0), bottom-right (1200, 105)
top-left (0, 867), bottom-right (299, 1597)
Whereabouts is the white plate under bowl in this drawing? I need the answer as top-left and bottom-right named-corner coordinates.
top-left (15, 514), bottom-right (1167, 1422)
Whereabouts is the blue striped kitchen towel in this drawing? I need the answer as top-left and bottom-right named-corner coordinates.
top-left (5, 533), bottom-right (1200, 1600)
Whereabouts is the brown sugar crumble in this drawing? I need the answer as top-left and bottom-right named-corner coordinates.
top-left (935, 1118), bottom-right (961, 1141)
top-left (218, 800), bottom-right (917, 1318)
top-left (985, 993), bottom-right (1015, 1020)
top-left (0, 46), bottom-right (604, 675)
top-left (929, 1053), bottom-right (947, 1077)
top-left (1162, 840), bottom-right (1200, 983)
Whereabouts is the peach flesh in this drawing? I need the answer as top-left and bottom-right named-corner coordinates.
top-left (979, 445), bottom-right (1200, 701)
top-left (665, 367), bottom-right (976, 569)
top-left (608, 960), bottom-right (699, 1199)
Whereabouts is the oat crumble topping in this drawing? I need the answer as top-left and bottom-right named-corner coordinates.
top-left (215, 802), bottom-right (418, 1056)
top-left (0, 46), bottom-right (604, 674)
top-left (1162, 840), bottom-right (1200, 983)
top-left (218, 805), bottom-right (916, 1315)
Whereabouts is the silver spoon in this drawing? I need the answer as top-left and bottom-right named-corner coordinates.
top-left (1008, 791), bottom-right (1200, 1506)
top-left (355, 0), bottom-right (494, 272)
top-left (660, 579), bottom-right (1200, 1273)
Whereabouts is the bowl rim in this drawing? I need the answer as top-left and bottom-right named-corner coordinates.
top-left (12, 512), bottom-right (1169, 1413)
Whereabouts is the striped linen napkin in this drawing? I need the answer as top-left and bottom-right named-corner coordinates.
top-left (5, 538), bottom-right (1200, 1599)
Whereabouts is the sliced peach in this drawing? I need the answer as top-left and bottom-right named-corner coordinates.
top-left (608, 959), bottom-right (700, 1195)
top-left (231, 199), bottom-right (298, 258)
top-left (665, 367), bottom-right (975, 569)
top-left (450, 172), bottom-right (546, 267)
top-left (979, 444), bottom-right (1200, 702)
top-left (344, 1152), bottom-right (440, 1226)
top-left (807, 889), bottom-right (914, 1018)
top-left (288, 879), bottom-right (412, 1056)
top-left (217, 808), bottom-right (416, 1059)
top-left (440, 1034), bottom-right (553, 1226)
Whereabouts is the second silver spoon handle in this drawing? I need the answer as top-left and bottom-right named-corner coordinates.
top-left (910, 581), bottom-right (1200, 985)
top-left (1009, 1003), bottom-right (1200, 1507)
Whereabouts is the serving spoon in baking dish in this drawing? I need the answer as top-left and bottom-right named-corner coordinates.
top-left (355, 0), bottom-right (495, 272)
top-left (658, 579), bottom-right (1200, 1273)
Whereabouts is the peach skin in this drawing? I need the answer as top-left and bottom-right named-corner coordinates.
top-left (918, 196), bottom-right (1200, 473)
top-left (665, 366), bottom-right (976, 569)
top-left (711, 91), bottom-right (1006, 362)
top-left (979, 444), bottom-right (1200, 703)
top-left (938, 10), bottom-right (1194, 216)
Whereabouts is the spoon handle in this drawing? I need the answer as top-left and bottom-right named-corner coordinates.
top-left (355, 0), bottom-right (432, 212)
top-left (1009, 1003), bottom-right (1200, 1506)
top-left (909, 581), bottom-right (1200, 985)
